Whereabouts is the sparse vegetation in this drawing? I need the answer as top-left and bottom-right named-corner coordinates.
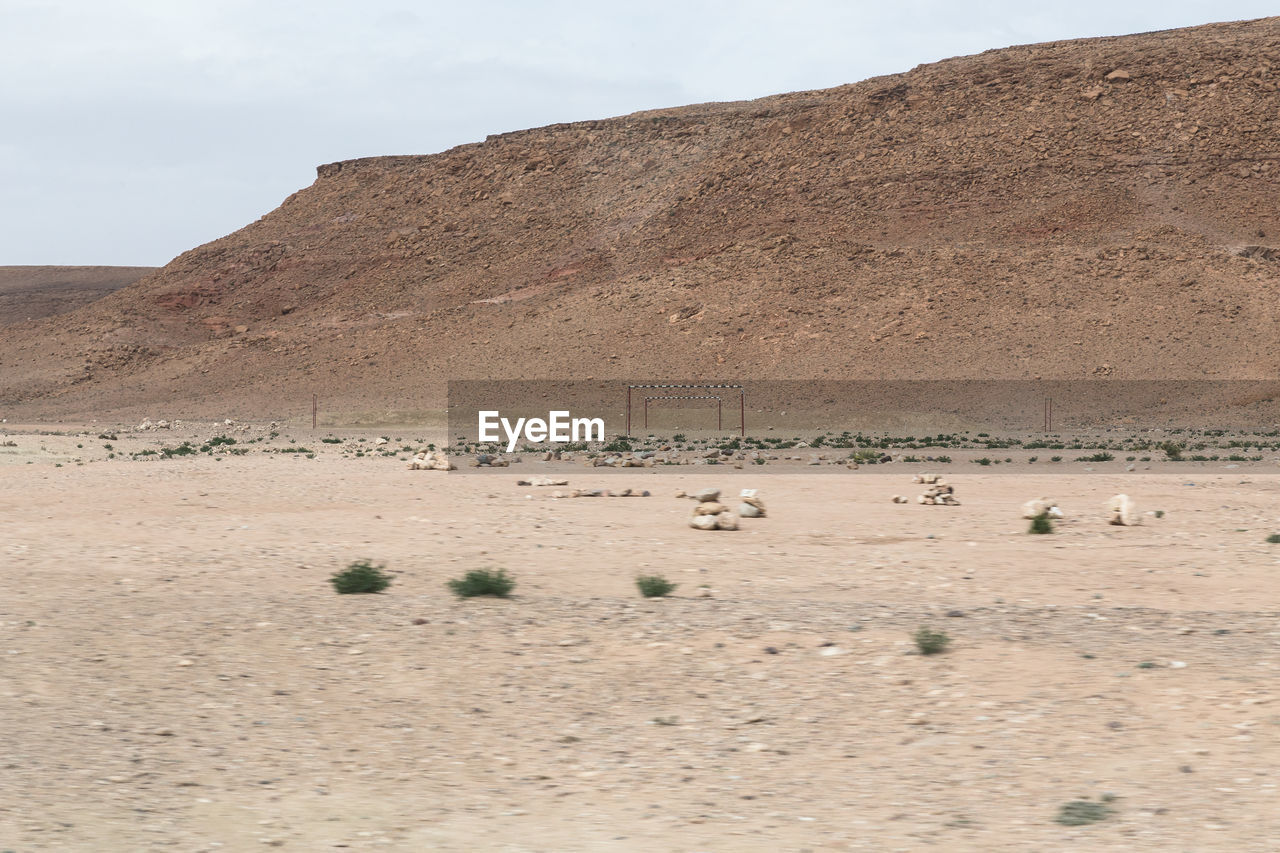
top-left (636, 574), bottom-right (677, 598)
top-left (914, 627), bottom-right (951, 655)
top-left (1161, 441), bottom-right (1184, 461)
top-left (1029, 513), bottom-right (1054, 534)
top-left (448, 568), bottom-right (515, 598)
top-left (1266, 533), bottom-right (1280, 544)
top-left (330, 559), bottom-right (391, 594)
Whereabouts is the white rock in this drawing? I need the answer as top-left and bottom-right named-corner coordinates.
top-left (1021, 498), bottom-right (1062, 519)
top-left (689, 514), bottom-right (719, 530)
top-left (1107, 493), bottom-right (1140, 526)
top-left (715, 512), bottom-right (739, 531)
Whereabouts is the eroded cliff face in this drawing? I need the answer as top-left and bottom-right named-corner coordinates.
top-left (3, 18), bottom-right (1278, 419)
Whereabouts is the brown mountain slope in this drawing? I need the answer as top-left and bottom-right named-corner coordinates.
top-left (0, 266), bottom-right (154, 327)
top-left (2, 18), bottom-right (1279, 421)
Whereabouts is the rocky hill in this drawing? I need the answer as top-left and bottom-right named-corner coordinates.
top-left (2, 17), bottom-right (1278, 422)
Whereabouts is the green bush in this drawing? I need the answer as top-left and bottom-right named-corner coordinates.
top-left (1055, 799), bottom-right (1112, 826)
top-left (447, 568), bottom-right (515, 598)
top-left (1266, 533), bottom-right (1280, 544)
top-left (160, 442), bottom-right (198, 458)
top-left (914, 627), bottom-right (951, 655)
top-left (330, 560), bottom-right (391, 594)
top-left (636, 574), bottom-right (677, 598)
top-left (1161, 441), bottom-right (1184, 461)
top-left (1029, 513), bottom-right (1054, 534)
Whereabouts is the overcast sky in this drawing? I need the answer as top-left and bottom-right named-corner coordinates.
top-left (2, 1), bottom-right (1274, 266)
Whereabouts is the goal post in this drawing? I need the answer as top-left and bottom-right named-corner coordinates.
top-left (626, 384), bottom-right (744, 436)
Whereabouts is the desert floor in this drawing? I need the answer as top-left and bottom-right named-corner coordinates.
top-left (2, 425), bottom-right (1280, 851)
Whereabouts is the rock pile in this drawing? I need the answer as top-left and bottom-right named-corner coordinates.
top-left (408, 450), bottom-right (453, 471)
top-left (686, 488), bottom-right (740, 531)
top-left (913, 473), bottom-right (959, 506)
top-left (738, 489), bottom-right (766, 518)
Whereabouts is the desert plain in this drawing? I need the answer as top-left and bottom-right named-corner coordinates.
top-left (3, 422), bottom-right (1279, 851)
top-left (3, 14), bottom-right (1280, 851)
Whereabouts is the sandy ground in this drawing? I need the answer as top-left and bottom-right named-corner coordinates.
top-left (3, 427), bottom-right (1280, 851)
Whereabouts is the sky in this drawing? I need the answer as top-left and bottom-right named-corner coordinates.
top-left (2, 1), bottom-right (1275, 266)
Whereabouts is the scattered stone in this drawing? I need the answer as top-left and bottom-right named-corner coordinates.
top-left (891, 495), bottom-right (909, 504)
top-left (693, 488), bottom-right (721, 503)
